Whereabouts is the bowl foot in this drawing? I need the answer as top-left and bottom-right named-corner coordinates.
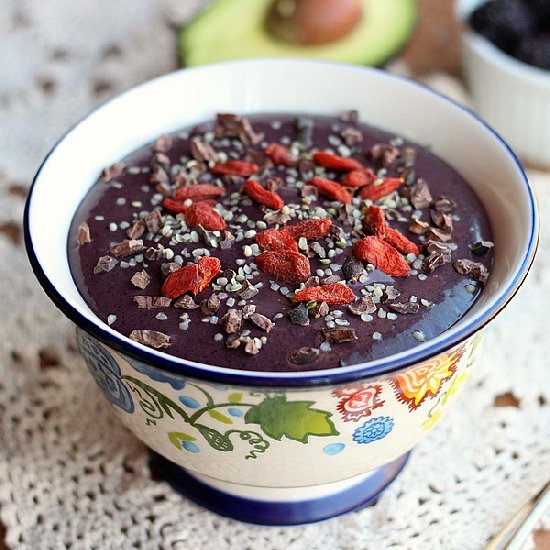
top-left (149, 451), bottom-right (410, 526)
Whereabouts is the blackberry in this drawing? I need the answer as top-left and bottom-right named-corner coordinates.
top-left (516, 34), bottom-right (550, 69)
top-left (470, 0), bottom-right (536, 54)
top-left (527, 0), bottom-right (550, 25)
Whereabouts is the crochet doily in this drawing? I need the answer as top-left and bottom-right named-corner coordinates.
top-left (1, 2), bottom-right (549, 548)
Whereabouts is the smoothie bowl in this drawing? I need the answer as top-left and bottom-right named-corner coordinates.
top-left (24, 59), bottom-right (538, 525)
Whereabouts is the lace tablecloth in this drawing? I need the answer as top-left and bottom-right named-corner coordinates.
top-left (1, 2), bottom-right (549, 548)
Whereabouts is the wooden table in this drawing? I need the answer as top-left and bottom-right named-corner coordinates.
top-left (1, 1), bottom-right (548, 548)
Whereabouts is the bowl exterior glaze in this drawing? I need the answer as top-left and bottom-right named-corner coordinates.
top-left (77, 326), bottom-right (484, 491)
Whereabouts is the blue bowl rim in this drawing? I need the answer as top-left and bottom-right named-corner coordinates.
top-left (23, 59), bottom-right (539, 388)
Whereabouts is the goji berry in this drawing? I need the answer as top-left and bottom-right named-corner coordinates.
top-left (164, 197), bottom-right (218, 214)
top-left (353, 236), bottom-right (410, 277)
top-left (292, 283), bottom-right (355, 305)
top-left (185, 202), bottom-right (227, 231)
top-left (211, 160), bottom-right (259, 177)
top-left (383, 227), bottom-right (420, 255)
top-left (309, 176), bottom-right (352, 205)
top-left (359, 177), bottom-right (404, 201)
top-left (174, 184), bottom-right (225, 201)
top-left (265, 143), bottom-right (298, 166)
top-left (363, 205), bottom-right (386, 237)
top-left (281, 218), bottom-right (333, 240)
top-left (342, 169), bottom-right (376, 188)
top-left (161, 256), bottom-right (221, 298)
top-left (242, 178), bottom-right (285, 210)
top-left (255, 251), bottom-right (311, 284)
top-left (163, 197), bottom-right (188, 214)
top-left (313, 152), bottom-right (363, 172)
top-left (196, 256), bottom-right (222, 293)
top-left (255, 228), bottom-right (298, 253)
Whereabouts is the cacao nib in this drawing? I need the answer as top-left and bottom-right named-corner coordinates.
top-left (133, 296), bottom-right (171, 309)
top-left (453, 259), bottom-right (489, 283)
top-left (321, 328), bottom-right (358, 344)
top-left (109, 239), bottom-right (144, 258)
top-left (190, 139), bottom-right (218, 163)
top-left (469, 240), bottom-right (494, 255)
top-left (244, 338), bottom-right (261, 355)
top-left (93, 255), bottom-right (118, 274)
top-left (129, 329), bottom-right (170, 349)
top-left (77, 222), bottom-right (91, 246)
top-left (173, 295), bottom-right (199, 309)
top-left (250, 312), bottom-right (275, 332)
top-left (126, 220), bottom-right (145, 240)
top-left (153, 133), bottom-right (173, 153)
top-left (289, 346), bottom-right (319, 365)
top-left (288, 303), bottom-right (310, 326)
top-left (410, 180), bottom-right (433, 209)
top-left (389, 302), bottom-right (420, 314)
top-left (348, 296), bottom-right (376, 316)
top-left (219, 309), bottom-right (242, 334)
top-left (370, 143), bottom-right (399, 167)
top-left (201, 294), bottom-right (221, 315)
top-left (130, 270), bottom-right (151, 289)
top-left (341, 256), bottom-right (364, 282)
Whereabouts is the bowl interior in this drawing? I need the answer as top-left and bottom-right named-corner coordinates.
top-left (25, 59), bottom-right (537, 384)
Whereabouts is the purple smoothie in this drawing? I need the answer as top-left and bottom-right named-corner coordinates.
top-left (67, 112), bottom-right (493, 372)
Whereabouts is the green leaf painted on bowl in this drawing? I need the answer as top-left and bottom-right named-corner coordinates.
top-left (208, 409), bottom-right (233, 424)
top-left (196, 425), bottom-right (234, 451)
top-left (244, 395), bottom-right (339, 443)
top-left (168, 431), bottom-right (197, 449)
top-left (228, 392), bottom-right (243, 403)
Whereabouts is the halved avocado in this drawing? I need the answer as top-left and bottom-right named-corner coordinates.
top-left (179, 0), bottom-right (418, 67)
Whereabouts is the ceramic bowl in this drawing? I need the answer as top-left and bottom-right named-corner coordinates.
top-left (458, 0), bottom-right (550, 168)
top-left (24, 59), bottom-right (538, 525)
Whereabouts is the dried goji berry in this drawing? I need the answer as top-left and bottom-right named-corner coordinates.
top-left (163, 197), bottom-right (188, 213)
top-left (309, 176), bottom-right (352, 205)
top-left (313, 152), bottom-right (363, 172)
top-left (255, 228), bottom-right (298, 253)
top-left (363, 205), bottom-right (386, 237)
top-left (174, 184), bottom-right (225, 201)
top-left (353, 236), bottom-right (410, 277)
top-left (342, 169), bottom-right (376, 188)
top-left (383, 227), bottom-right (420, 255)
top-left (196, 256), bottom-right (222, 293)
top-left (255, 251), bottom-right (311, 284)
top-left (164, 197), bottom-right (218, 214)
top-left (265, 143), bottom-right (298, 166)
top-left (185, 202), bottom-right (227, 231)
top-left (292, 283), bottom-right (355, 305)
top-left (242, 178), bottom-right (285, 210)
top-left (359, 177), bottom-right (404, 201)
top-left (211, 160), bottom-right (259, 177)
top-left (281, 218), bottom-right (333, 240)
top-left (161, 256), bottom-right (221, 298)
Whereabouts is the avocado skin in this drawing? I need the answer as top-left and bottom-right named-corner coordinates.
top-left (178, 0), bottom-right (418, 68)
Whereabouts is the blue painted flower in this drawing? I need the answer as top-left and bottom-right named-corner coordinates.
top-left (77, 330), bottom-right (134, 413)
top-left (126, 358), bottom-right (187, 390)
top-left (352, 416), bottom-right (395, 444)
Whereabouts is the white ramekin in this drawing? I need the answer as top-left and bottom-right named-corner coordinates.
top-left (458, 0), bottom-right (550, 167)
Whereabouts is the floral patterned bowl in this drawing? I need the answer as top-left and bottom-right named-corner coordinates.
top-left (24, 59), bottom-right (538, 525)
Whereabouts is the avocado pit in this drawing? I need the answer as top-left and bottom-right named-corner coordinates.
top-left (267, 0), bottom-right (363, 45)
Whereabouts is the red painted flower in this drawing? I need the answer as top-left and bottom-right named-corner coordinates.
top-left (332, 384), bottom-right (384, 422)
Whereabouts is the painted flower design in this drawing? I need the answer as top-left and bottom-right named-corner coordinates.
top-left (352, 416), bottom-right (394, 444)
top-left (333, 384), bottom-right (384, 422)
top-left (76, 329), bottom-right (134, 413)
top-left (127, 358), bottom-right (186, 390)
top-left (391, 347), bottom-right (464, 411)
